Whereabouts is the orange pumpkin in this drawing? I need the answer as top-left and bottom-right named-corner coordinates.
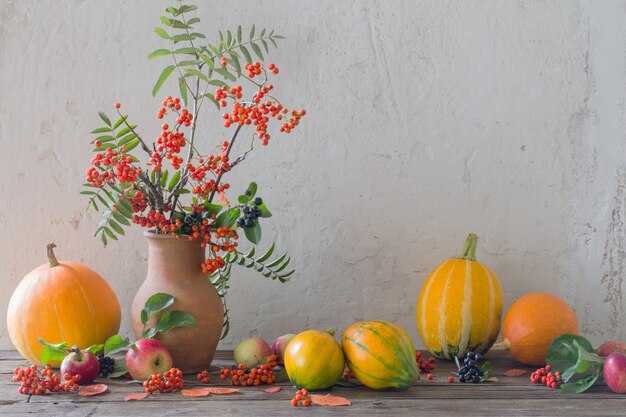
top-left (496, 292), bottom-right (579, 366)
top-left (7, 243), bottom-right (121, 366)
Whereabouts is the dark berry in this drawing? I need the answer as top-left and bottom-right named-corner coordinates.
top-left (475, 354), bottom-right (482, 362)
top-left (466, 360), bottom-right (475, 367)
top-left (245, 189), bottom-right (252, 196)
top-left (248, 211), bottom-right (257, 220)
top-left (254, 197), bottom-right (263, 205)
top-left (459, 366), bottom-right (467, 375)
top-left (184, 216), bottom-right (193, 224)
top-left (459, 375), bottom-right (466, 383)
top-left (472, 375), bottom-right (480, 383)
top-left (467, 352), bottom-right (475, 360)
top-left (244, 218), bottom-right (252, 227)
top-left (469, 368), bottom-right (477, 376)
top-left (243, 206), bottom-right (250, 214)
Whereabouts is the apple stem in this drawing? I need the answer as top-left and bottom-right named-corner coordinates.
top-left (71, 346), bottom-right (82, 361)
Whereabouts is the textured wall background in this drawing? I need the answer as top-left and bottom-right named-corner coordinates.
top-left (0, 0), bottom-right (625, 350)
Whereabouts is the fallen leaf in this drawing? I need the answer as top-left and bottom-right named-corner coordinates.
top-left (218, 191), bottom-right (229, 206)
top-left (181, 388), bottom-right (211, 397)
top-left (263, 387), bottom-right (282, 393)
top-left (206, 387), bottom-right (241, 395)
top-left (310, 394), bottom-right (351, 406)
top-left (503, 369), bottom-right (528, 377)
top-left (125, 392), bottom-right (150, 401)
top-left (78, 384), bottom-right (108, 397)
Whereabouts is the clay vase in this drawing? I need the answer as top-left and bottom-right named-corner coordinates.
top-left (131, 231), bottom-right (223, 373)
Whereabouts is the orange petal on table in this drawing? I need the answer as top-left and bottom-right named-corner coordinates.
top-left (206, 387), bottom-right (241, 395)
top-left (125, 392), bottom-right (150, 401)
top-left (263, 387), bottom-right (282, 393)
top-left (181, 388), bottom-right (212, 397)
top-left (310, 394), bottom-right (352, 406)
top-left (78, 384), bottom-right (108, 397)
top-left (503, 369), bottom-right (528, 377)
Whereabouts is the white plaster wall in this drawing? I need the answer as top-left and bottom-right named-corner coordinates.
top-left (0, 0), bottom-right (625, 350)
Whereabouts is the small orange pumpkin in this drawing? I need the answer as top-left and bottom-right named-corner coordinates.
top-left (496, 292), bottom-right (578, 366)
top-left (7, 243), bottom-right (121, 366)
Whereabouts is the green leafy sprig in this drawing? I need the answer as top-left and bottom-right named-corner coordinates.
top-left (546, 334), bottom-right (605, 394)
top-left (140, 292), bottom-right (197, 339)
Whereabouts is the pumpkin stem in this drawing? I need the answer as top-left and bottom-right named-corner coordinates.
top-left (458, 233), bottom-right (479, 261)
top-left (47, 243), bottom-right (60, 267)
top-left (492, 339), bottom-right (511, 351)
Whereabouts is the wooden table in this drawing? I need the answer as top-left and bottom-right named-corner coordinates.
top-left (1, 349), bottom-right (624, 416)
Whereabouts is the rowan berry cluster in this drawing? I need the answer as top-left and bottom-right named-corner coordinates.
top-left (245, 61), bottom-right (263, 78)
top-left (415, 351), bottom-right (437, 373)
top-left (86, 148), bottom-right (141, 186)
top-left (530, 364), bottom-right (561, 389)
top-left (12, 365), bottom-right (80, 395)
top-left (291, 389), bottom-right (311, 407)
top-left (143, 368), bottom-right (184, 393)
top-left (197, 370), bottom-right (210, 384)
top-left (157, 96), bottom-right (182, 118)
top-left (219, 355), bottom-right (278, 387)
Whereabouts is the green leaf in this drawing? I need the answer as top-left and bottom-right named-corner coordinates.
top-left (186, 69), bottom-right (208, 81)
top-left (208, 79), bottom-right (228, 88)
top-left (38, 339), bottom-right (68, 365)
top-left (250, 42), bottom-right (264, 60)
top-left (155, 310), bottom-right (196, 334)
top-left (86, 344), bottom-right (104, 354)
top-left (237, 25), bottom-right (242, 43)
top-left (112, 115), bottom-right (127, 129)
top-left (257, 202), bottom-right (272, 218)
top-left (560, 369), bottom-right (602, 394)
top-left (160, 16), bottom-right (172, 26)
top-left (115, 126), bottom-right (131, 138)
top-left (100, 230), bottom-right (107, 246)
top-left (546, 334), bottom-right (594, 381)
top-left (152, 65), bottom-right (175, 97)
top-left (104, 227), bottom-right (118, 240)
top-left (141, 292), bottom-right (175, 325)
top-left (177, 4), bottom-right (197, 14)
top-left (143, 327), bottom-right (158, 339)
top-left (123, 138), bottom-right (140, 152)
top-left (215, 208), bottom-right (232, 228)
top-left (204, 93), bottom-right (220, 109)
top-left (93, 135), bottom-right (116, 143)
top-left (246, 182), bottom-right (258, 198)
top-left (187, 17), bottom-right (200, 25)
top-left (80, 190), bottom-right (96, 195)
top-left (228, 54), bottom-right (241, 75)
top-left (148, 48), bottom-right (171, 59)
top-left (178, 77), bottom-right (188, 107)
top-left (112, 210), bottom-right (130, 226)
top-left (238, 194), bottom-right (250, 204)
top-left (104, 335), bottom-right (131, 356)
top-left (91, 126), bottom-right (111, 134)
top-left (108, 219), bottom-right (125, 236)
top-left (265, 253), bottom-right (286, 268)
top-left (261, 38), bottom-right (269, 53)
top-left (202, 202), bottom-right (222, 216)
top-left (117, 133), bottom-right (137, 147)
top-left (249, 24), bottom-right (255, 41)
top-left (108, 360), bottom-right (128, 378)
top-left (214, 68), bottom-right (236, 82)
top-left (174, 47), bottom-right (200, 54)
top-left (154, 27), bottom-right (170, 39)
top-left (239, 45), bottom-right (253, 64)
top-left (256, 243), bottom-right (275, 263)
top-left (244, 218), bottom-right (262, 244)
top-left (167, 171), bottom-right (181, 191)
top-left (160, 170), bottom-right (169, 188)
top-left (98, 112), bottom-right (111, 126)
top-left (172, 34), bottom-right (196, 43)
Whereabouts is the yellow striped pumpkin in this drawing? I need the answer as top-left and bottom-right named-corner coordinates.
top-left (284, 329), bottom-right (345, 390)
top-left (342, 320), bottom-right (419, 390)
top-left (416, 233), bottom-right (502, 360)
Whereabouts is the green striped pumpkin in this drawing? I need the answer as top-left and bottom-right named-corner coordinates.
top-left (283, 329), bottom-right (345, 390)
top-left (341, 320), bottom-right (419, 390)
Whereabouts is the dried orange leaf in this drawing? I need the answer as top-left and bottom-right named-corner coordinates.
top-left (78, 384), bottom-right (108, 397)
top-left (263, 386), bottom-right (282, 393)
top-left (310, 394), bottom-right (351, 406)
top-left (503, 368), bottom-right (528, 377)
top-left (207, 387), bottom-right (241, 395)
top-left (125, 392), bottom-right (150, 401)
top-left (181, 388), bottom-right (211, 397)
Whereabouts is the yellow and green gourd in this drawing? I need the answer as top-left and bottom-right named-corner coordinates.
top-left (416, 233), bottom-right (503, 359)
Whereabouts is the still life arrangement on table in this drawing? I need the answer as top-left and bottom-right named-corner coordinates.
top-left (4, 1), bottom-right (626, 408)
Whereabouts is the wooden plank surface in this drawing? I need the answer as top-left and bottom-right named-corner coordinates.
top-left (0, 349), bottom-right (623, 416)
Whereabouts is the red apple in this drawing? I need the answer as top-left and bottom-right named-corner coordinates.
top-left (234, 336), bottom-right (273, 368)
top-left (271, 334), bottom-right (296, 364)
top-left (60, 346), bottom-right (99, 385)
top-left (604, 352), bottom-right (626, 394)
top-left (126, 338), bottom-right (173, 381)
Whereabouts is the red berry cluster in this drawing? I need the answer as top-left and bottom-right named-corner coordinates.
top-left (278, 109), bottom-right (306, 134)
top-left (219, 355), bottom-right (278, 387)
top-left (530, 364), bottom-right (561, 389)
top-left (267, 63), bottom-right (279, 75)
top-left (291, 389), bottom-right (312, 407)
top-left (86, 147), bottom-right (141, 186)
top-left (245, 61), bottom-right (263, 78)
top-left (12, 365), bottom-right (79, 395)
top-left (143, 368), bottom-right (184, 393)
top-left (157, 96), bottom-right (181, 118)
top-left (176, 109), bottom-right (193, 127)
top-left (415, 351), bottom-right (437, 373)
top-left (197, 370), bottom-right (210, 384)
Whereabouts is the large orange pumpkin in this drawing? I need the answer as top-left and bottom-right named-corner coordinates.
top-left (497, 292), bottom-right (579, 366)
top-left (7, 243), bottom-right (121, 366)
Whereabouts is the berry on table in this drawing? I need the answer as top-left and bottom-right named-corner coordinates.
top-left (448, 376), bottom-right (454, 383)
top-left (97, 352), bottom-right (115, 377)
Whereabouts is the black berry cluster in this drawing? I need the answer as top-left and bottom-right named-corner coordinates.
top-left (457, 351), bottom-right (484, 383)
top-left (238, 196), bottom-right (263, 228)
top-left (181, 211), bottom-right (202, 235)
top-left (97, 352), bottom-right (115, 377)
